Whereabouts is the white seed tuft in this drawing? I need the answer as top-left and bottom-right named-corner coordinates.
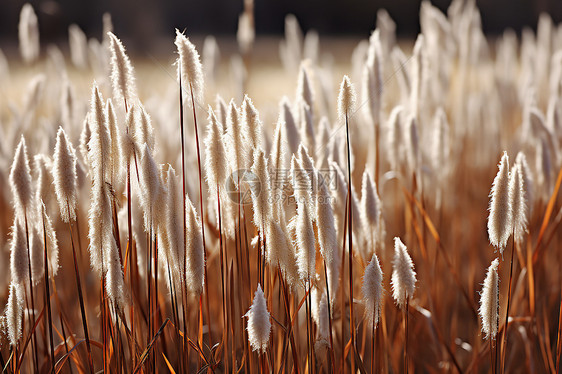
top-left (108, 32), bottom-right (137, 107)
top-left (296, 198), bottom-right (316, 283)
top-left (362, 253), bottom-right (383, 326)
top-left (479, 258), bottom-right (499, 340)
top-left (53, 127), bottom-right (78, 222)
top-left (10, 137), bottom-right (33, 219)
top-left (487, 152), bottom-right (512, 252)
top-left (5, 283), bottom-right (23, 346)
top-left (391, 237), bottom-right (416, 309)
top-left (360, 170), bottom-right (381, 255)
top-left (9, 219), bottom-right (29, 287)
top-left (19, 4), bottom-right (39, 64)
top-left (204, 107), bottom-right (227, 197)
top-left (337, 75), bottom-right (356, 124)
top-left (175, 30), bottom-right (204, 105)
top-left (510, 163), bottom-right (528, 245)
top-left (186, 196), bottom-right (204, 295)
top-left (245, 284), bottom-right (271, 354)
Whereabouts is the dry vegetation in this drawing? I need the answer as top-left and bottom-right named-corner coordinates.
top-left (0, 1), bottom-right (562, 373)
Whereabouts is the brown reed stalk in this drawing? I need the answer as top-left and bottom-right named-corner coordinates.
top-left (66, 201), bottom-right (94, 374)
top-left (41, 208), bottom-right (55, 373)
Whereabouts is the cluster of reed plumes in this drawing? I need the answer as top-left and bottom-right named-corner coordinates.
top-left (1, 0), bottom-right (562, 372)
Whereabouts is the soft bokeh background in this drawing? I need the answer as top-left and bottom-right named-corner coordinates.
top-left (1, 0), bottom-right (562, 50)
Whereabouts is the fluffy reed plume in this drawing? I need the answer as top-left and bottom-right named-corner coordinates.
top-left (296, 196), bottom-right (316, 283)
top-left (296, 64), bottom-right (315, 112)
top-left (265, 219), bottom-right (289, 270)
top-left (88, 177), bottom-right (112, 275)
top-left (88, 83), bottom-right (111, 181)
top-left (360, 171), bottom-right (381, 253)
top-left (245, 284), bottom-right (271, 354)
top-left (362, 30), bottom-right (383, 124)
top-left (139, 144), bottom-right (162, 231)
top-left (41, 202), bottom-right (59, 277)
top-left (487, 152), bottom-right (512, 252)
top-left (175, 29), bottom-right (204, 104)
top-left (105, 99), bottom-right (122, 185)
top-left (204, 107), bottom-right (227, 196)
top-left (52, 127), bottom-right (78, 222)
top-left (34, 154), bottom-right (54, 208)
top-left (9, 219), bottom-right (29, 286)
top-left (338, 75), bottom-right (356, 122)
top-left (241, 95), bottom-right (263, 148)
top-left (391, 237), bottom-right (416, 308)
top-left (162, 167), bottom-right (183, 283)
top-left (132, 103), bottom-right (155, 152)
top-left (105, 233), bottom-right (127, 308)
top-left (509, 163), bottom-right (528, 244)
top-left (250, 148), bottom-right (270, 230)
top-left (68, 24), bottom-right (88, 68)
top-left (479, 258), bottom-right (500, 340)
top-left (4, 283), bottom-right (23, 346)
top-left (316, 169), bottom-right (340, 298)
top-left (18, 4), bottom-right (39, 64)
top-left (108, 32), bottom-right (137, 107)
top-left (185, 196), bottom-right (204, 295)
top-left (314, 293), bottom-right (330, 345)
top-left (362, 253), bottom-right (384, 326)
top-left (225, 100), bottom-right (245, 173)
top-left (281, 97), bottom-right (301, 155)
top-left (10, 137), bottom-right (32, 219)
top-left (29, 225), bottom-right (44, 282)
top-left (237, 0), bottom-right (255, 55)
top-left (515, 152), bottom-right (533, 217)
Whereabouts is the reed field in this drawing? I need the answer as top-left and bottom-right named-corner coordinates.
top-left (1, 1), bottom-right (562, 372)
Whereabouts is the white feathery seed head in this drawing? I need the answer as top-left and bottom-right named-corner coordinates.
top-left (10, 136), bottom-right (33, 219)
top-left (510, 163), bottom-right (528, 245)
top-left (281, 97), bottom-right (301, 155)
top-left (41, 202), bottom-right (59, 277)
top-left (204, 106), bottom-right (227, 196)
top-left (360, 170), bottom-right (381, 253)
top-left (88, 179), bottom-right (112, 276)
top-left (250, 148), bottom-right (270, 230)
top-left (391, 237), bottom-right (416, 309)
top-left (34, 154), bottom-right (54, 209)
top-left (108, 32), bottom-right (137, 107)
top-left (19, 4), bottom-right (39, 64)
top-left (241, 95), bottom-right (263, 148)
top-left (487, 152), bottom-right (512, 252)
top-left (515, 152), bottom-right (533, 217)
top-left (296, 63), bottom-right (314, 111)
top-left (139, 144), bottom-right (162, 231)
top-left (186, 196), bottom-right (204, 295)
top-left (105, 234), bottom-right (128, 309)
top-left (175, 29), bottom-right (204, 105)
top-left (296, 199), bottom-right (316, 283)
top-left (337, 75), bottom-right (356, 124)
top-left (88, 83), bottom-right (111, 183)
top-left (362, 253), bottom-right (383, 326)
top-left (5, 283), bottom-right (23, 346)
top-left (105, 99), bottom-right (122, 185)
top-left (316, 170), bottom-right (337, 270)
top-left (9, 219), bottom-right (29, 287)
top-left (245, 284), bottom-right (272, 354)
top-left (265, 220), bottom-right (290, 270)
top-left (29, 224), bottom-right (44, 283)
top-left (479, 258), bottom-right (499, 340)
top-left (225, 100), bottom-right (245, 172)
top-left (53, 127), bottom-right (78, 222)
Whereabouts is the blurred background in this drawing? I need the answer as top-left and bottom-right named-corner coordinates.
top-left (1, 0), bottom-right (562, 50)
